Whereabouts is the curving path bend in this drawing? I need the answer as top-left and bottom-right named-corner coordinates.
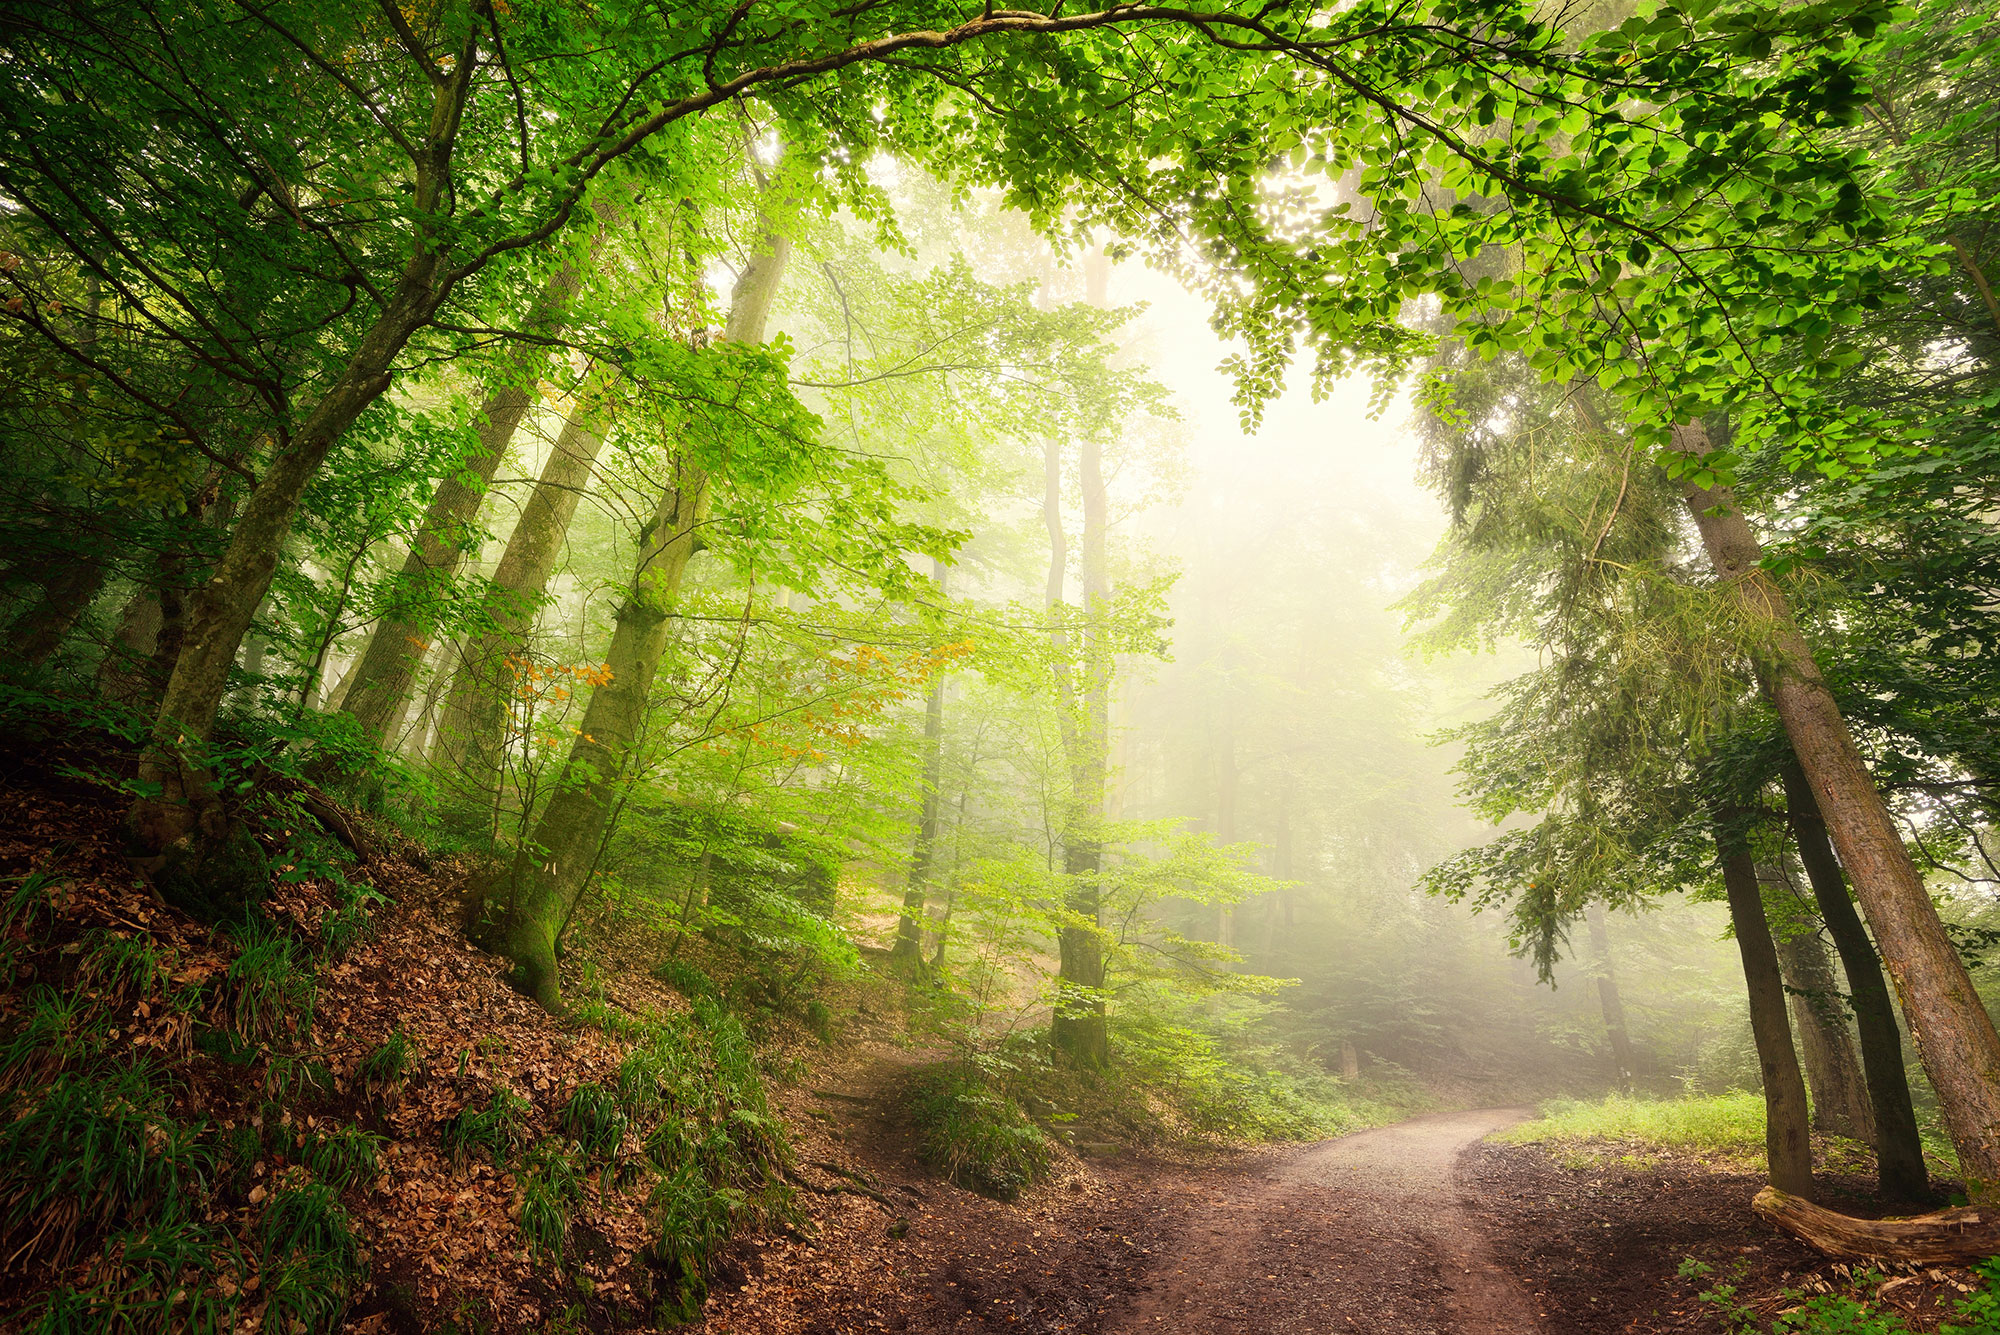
top-left (1105, 1108), bottom-right (1541, 1335)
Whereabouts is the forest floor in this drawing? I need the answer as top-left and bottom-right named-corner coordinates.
top-left (705, 1066), bottom-right (1987, 1335)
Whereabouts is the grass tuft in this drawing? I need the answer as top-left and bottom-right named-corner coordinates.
top-left (299, 1124), bottom-right (385, 1192)
top-left (78, 928), bottom-right (170, 1002)
top-left (257, 1179), bottom-right (364, 1333)
top-left (441, 1087), bottom-right (533, 1169)
top-left (0, 986), bottom-right (112, 1087)
top-left (559, 1083), bottom-right (628, 1162)
top-left (517, 1139), bottom-right (584, 1263)
top-left (224, 917), bottom-right (316, 1044)
top-left (0, 1059), bottom-right (213, 1269)
top-left (356, 1027), bottom-right (414, 1096)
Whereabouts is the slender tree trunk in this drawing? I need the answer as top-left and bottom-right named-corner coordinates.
top-left (1585, 904), bottom-right (1637, 1090)
top-left (478, 230), bottom-right (791, 1010)
top-left (1047, 428), bottom-right (1110, 1068)
top-left (340, 220), bottom-right (612, 747)
top-left (1719, 834), bottom-right (1816, 1200)
top-left (1675, 420), bottom-right (2000, 1199)
top-left (1215, 701), bottom-right (1236, 947)
top-left (1776, 909), bottom-right (1874, 1143)
top-left (5, 260), bottom-right (113, 665)
top-left (892, 562), bottom-right (949, 962)
top-left (1784, 761), bottom-right (1930, 1199)
top-left (433, 373), bottom-right (619, 793)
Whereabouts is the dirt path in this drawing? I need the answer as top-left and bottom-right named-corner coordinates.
top-left (1104, 1108), bottom-right (1541, 1335)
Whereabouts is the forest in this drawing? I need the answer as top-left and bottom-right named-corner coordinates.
top-left (1, 0), bottom-right (1999, 1331)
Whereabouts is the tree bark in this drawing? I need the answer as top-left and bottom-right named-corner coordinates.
top-left (1720, 836), bottom-right (1816, 1200)
top-left (891, 561), bottom-right (948, 962)
top-left (1776, 910), bottom-right (1875, 1143)
top-left (339, 218), bottom-right (612, 748)
top-left (1585, 903), bottom-right (1637, 1090)
top-left (1784, 761), bottom-right (1930, 1200)
top-left (1671, 422), bottom-right (2000, 1195)
top-left (433, 373), bottom-right (618, 795)
top-left (479, 230), bottom-right (791, 1010)
top-left (1753, 1188), bottom-right (2000, 1263)
top-left (1047, 426), bottom-right (1111, 1068)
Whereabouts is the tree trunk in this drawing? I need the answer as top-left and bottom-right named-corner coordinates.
top-left (1776, 910), bottom-right (1875, 1143)
top-left (1585, 904), bottom-right (1637, 1090)
top-left (1784, 761), bottom-right (1930, 1200)
top-left (892, 562), bottom-right (949, 962)
top-left (1719, 835), bottom-right (1815, 1200)
top-left (1672, 423), bottom-right (2000, 1195)
top-left (5, 558), bottom-right (108, 666)
top-left (432, 376), bottom-right (618, 793)
top-left (478, 230), bottom-right (791, 1010)
top-left (340, 220), bottom-right (610, 748)
top-left (1047, 426), bottom-right (1111, 1068)
top-left (96, 591), bottom-right (165, 707)
top-left (1215, 701), bottom-right (1236, 948)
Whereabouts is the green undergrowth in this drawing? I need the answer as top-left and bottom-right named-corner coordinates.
top-left (1502, 1091), bottom-right (1774, 1169)
top-left (568, 993), bottom-right (800, 1324)
top-left (1113, 1012), bottom-right (1426, 1142)
top-left (1499, 1092), bottom-right (1907, 1177)
top-left (1685, 1256), bottom-right (2000, 1334)
top-left (0, 692), bottom-right (815, 1332)
top-left (906, 1064), bottom-right (1052, 1200)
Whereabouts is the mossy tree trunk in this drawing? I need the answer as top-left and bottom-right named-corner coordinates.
top-left (1776, 909), bottom-right (1874, 1144)
top-left (1047, 426), bottom-right (1111, 1069)
top-left (340, 217), bottom-right (610, 748)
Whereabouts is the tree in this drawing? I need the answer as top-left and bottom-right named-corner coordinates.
top-left (475, 223), bottom-right (794, 1009)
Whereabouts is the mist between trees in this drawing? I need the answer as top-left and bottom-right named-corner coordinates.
top-left (3, 0), bottom-right (2000, 1229)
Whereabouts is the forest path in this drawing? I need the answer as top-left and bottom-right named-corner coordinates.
top-left (1103, 1108), bottom-right (1540, 1335)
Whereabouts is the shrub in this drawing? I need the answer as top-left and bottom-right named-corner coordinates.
top-left (905, 1066), bottom-right (1049, 1200)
